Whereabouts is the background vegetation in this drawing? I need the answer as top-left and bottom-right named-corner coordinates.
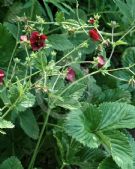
top-left (0, 0), bottom-right (135, 169)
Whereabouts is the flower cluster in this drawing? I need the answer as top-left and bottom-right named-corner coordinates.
top-left (30, 32), bottom-right (47, 51)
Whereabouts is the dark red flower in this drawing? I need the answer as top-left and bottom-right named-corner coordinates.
top-left (97, 56), bottom-right (105, 68)
top-left (89, 18), bottom-right (95, 24)
top-left (0, 69), bottom-right (5, 85)
top-left (20, 35), bottom-right (28, 42)
top-left (89, 29), bottom-right (100, 41)
top-left (30, 31), bottom-right (47, 51)
top-left (66, 67), bottom-right (76, 82)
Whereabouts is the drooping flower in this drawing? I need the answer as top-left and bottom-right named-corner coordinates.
top-left (97, 56), bottom-right (105, 68)
top-left (89, 29), bottom-right (100, 41)
top-left (89, 18), bottom-right (95, 24)
top-left (20, 35), bottom-right (28, 42)
top-left (30, 31), bottom-right (47, 51)
top-left (66, 67), bottom-right (76, 82)
top-left (0, 69), bottom-right (5, 85)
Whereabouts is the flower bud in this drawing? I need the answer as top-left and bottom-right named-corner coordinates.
top-left (20, 35), bottom-right (28, 42)
top-left (97, 56), bottom-right (105, 68)
top-left (66, 67), bottom-right (76, 82)
top-left (89, 18), bottom-right (95, 24)
top-left (89, 29), bottom-right (100, 41)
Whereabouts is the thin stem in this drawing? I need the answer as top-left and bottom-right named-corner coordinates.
top-left (62, 61), bottom-right (93, 68)
top-left (104, 46), bottom-right (115, 68)
top-left (119, 25), bottom-right (135, 41)
top-left (41, 54), bottom-right (47, 88)
top-left (12, 70), bottom-right (40, 86)
top-left (25, 45), bottom-right (32, 83)
top-left (59, 70), bottom-right (100, 98)
top-left (128, 68), bottom-right (135, 76)
top-left (2, 97), bottom-right (20, 118)
top-left (9, 62), bottom-right (17, 83)
top-left (52, 74), bottom-right (61, 91)
top-left (55, 39), bottom-right (88, 65)
top-left (96, 28), bottom-right (105, 41)
top-left (30, 0), bottom-right (35, 19)
top-left (6, 43), bottom-right (18, 81)
top-left (6, 23), bottom-right (19, 81)
top-left (105, 72), bottom-right (128, 82)
top-left (76, 0), bottom-right (88, 35)
top-left (112, 27), bottom-right (114, 44)
top-left (28, 108), bottom-right (51, 169)
top-left (60, 163), bottom-right (65, 169)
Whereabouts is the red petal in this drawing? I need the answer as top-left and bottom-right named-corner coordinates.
top-left (66, 67), bottom-right (76, 82)
top-left (97, 56), bottom-right (105, 67)
top-left (40, 34), bottom-right (47, 40)
top-left (89, 29), bottom-right (100, 41)
top-left (0, 69), bottom-right (5, 78)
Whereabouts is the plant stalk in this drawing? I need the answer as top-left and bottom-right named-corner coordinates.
top-left (28, 108), bottom-right (51, 169)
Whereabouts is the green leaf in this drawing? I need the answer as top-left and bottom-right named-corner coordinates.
top-left (0, 117), bottom-right (14, 134)
top-left (0, 24), bottom-right (16, 67)
top-left (19, 110), bottom-right (39, 139)
top-left (114, 70), bottom-right (132, 90)
top-left (5, 2), bottom-right (22, 21)
top-left (48, 34), bottom-right (73, 51)
top-left (98, 102), bottom-right (135, 130)
top-left (55, 11), bottom-right (65, 23)
top-left (2, 0), bottom-right (14, 7)
top-left (113, 0), bottom-right (135, 24)
top-left (0, 156), bottom-right (23, 169)
top-left (61, 75), bottom-right (88, 99)
top-left (114, 40), bottom-right (128, 47)
top-left (104, 131), bottom-right (133, 169)
top-left (4, 22), bottom-right (18, 40)
top-left (0, 118), bottom-right (14, 129)
top-left (98, 157), bottom-right (119, 169)
top-left (19, 92), bottom-right (35, 109)
top-left (129, 134), bottom-right (135, 167)
top-left (54, 130), bottom-right (104, 168)
top-left (65, 102), bottom-right (135, 149)
top-left (70, 34), bottom-right (96, 55)
top-left (122, 47), bottom-right (135, 71)
top-left (43, 0), bottom-right (54, 21)
top-left (46, 0), bottom-right (70, 15)
top-left (64, 104), bottom-right (101, 148)
top-left (98, 88), bottom-right (131, 103)
top-left (114, 47), bottom-right (135, 91)
top-left (55, 97), bottom-right (81, 110)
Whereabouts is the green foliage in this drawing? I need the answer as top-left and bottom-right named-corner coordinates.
top-left (48, 34), bottom-right (73, 51)
top-left (114, 47), bottom-right (135, 91)
top-left (0, 118), bottom-right (14, 134)
top-left (98, 158), bottom-right (119, 169)
top-left (0, 119), bottom-right (14, 129)
top-left (19, 110), bottom-right (39, 140)
top-left (0, 156), bottom-right (23, 169)
top-left (0, 24), bottom-right (16, 67)
top-left (65, 103), bottom-right (135, 168)
top-left (98, 88), bottom-right (131, 103)
top-left (113, 0), bottom-right (135, 25)
top-left (0, 0), bottom-right (135, 169)
top-left (103, 131), bottom-right (133, 169)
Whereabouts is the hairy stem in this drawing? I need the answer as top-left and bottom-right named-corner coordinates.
top-left (28, 108), bottom-right (51, 169)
